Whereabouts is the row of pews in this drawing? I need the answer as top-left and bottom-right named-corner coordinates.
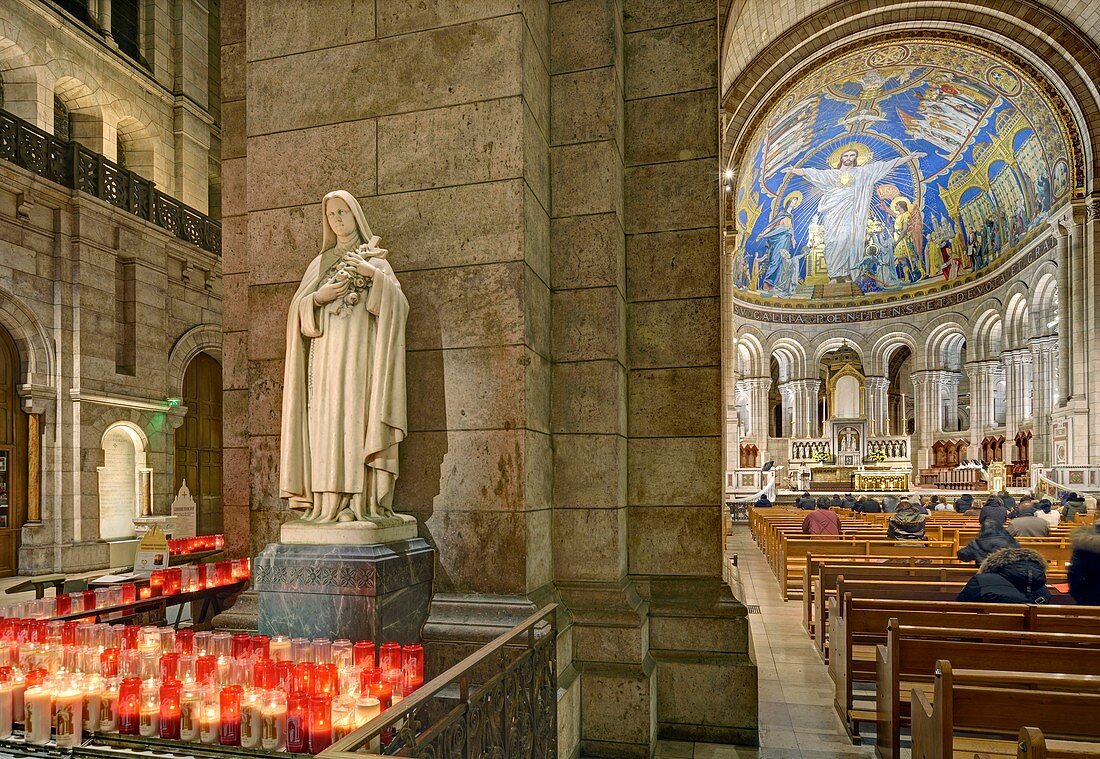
top-left (746, 505), bottom-right (1100, 759)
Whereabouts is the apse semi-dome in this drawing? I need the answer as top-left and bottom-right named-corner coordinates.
top-left (730, 36), bottom-right (1080, 308)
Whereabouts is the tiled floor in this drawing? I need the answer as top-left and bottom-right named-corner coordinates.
top-left (654, 525), bottom-right (875, 759)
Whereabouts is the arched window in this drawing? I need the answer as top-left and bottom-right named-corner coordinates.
top-left (53, 96), bottom-right (72, 142)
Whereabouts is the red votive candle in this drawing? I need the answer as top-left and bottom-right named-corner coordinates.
top-left (101, 647), bottom-right (120, 677)
top-left (402, 643), bottom-right (425, 691)
top-left (25, 668), bottom-right (46, 688)
top-left (119, 677), bottom-right (142, 735)
top-left (139, 587), bottom-right (152, 600)
top-left (149, 571), bottom-right (165, 597)
top-left (61, 621), bottom-right (79, 647)
top-left (160, 652), bottom-right (180, 682)
top-left (250, 634), bottom-right (270, 660)
top-left (165, 568), bottom-right (182, 595)
top-left (196, 565), bottom-right (208, 588)
top-left (253, 658), bottom-right (276, 690)
top-left (55, 594), bottom-right (72, 616)
top-left (219, 685), bottom-right (242, 746)
top-left (379, 642), bottom-right (401, 673)
top-left (307, 694), bottom-right (332, 753)
top-left (368, 681), bottom-right (392, 711)
top-left (275, 660), bottom-right (294, 692)
top-left (230, 633), bottom-right (251, 659)
top-left (359, 666), bottom-right (381, 695)
top-left (353, 641), bottom-right (375, 668)
top-left (176, 629), bottom-right (194, 655)
top-left (121, 583), bottom-right (137, 604)
top-left (159, 679), bottom-right (181, 739)
top-left (315, 663), bottom-right (338, 696)
top-left (196, 654), bottom-right (218, 686)
top-left (293, 662), bottom-right (315, 695)
top-left (82, 589), bottom-right (97, 610)
top-left (286, 692), bottom-right (307, 753)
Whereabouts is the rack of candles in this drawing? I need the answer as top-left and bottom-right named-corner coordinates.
top-left (0, 621), bottom-right (424, 753)
top-left (2, 560), bottom-right (251, 623)
top-left (167, 535), bottom-right (225, 556)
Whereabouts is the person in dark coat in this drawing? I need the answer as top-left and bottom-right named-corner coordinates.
top-left (798, 492), bottom-right (815, 511)
top-left (755, 495), bottom-right (773, 508)
top-left (954, 493), bottom-right (974, 514)
top-left (1000, 490), bottom-right (1016, 514)
top-left (978, 496), bottom-right (1007, 526)
top-left (888, 500), bottom-right (927, 540)
top-left (882, 495), bottom-right (898, 513)
top-left (957, 519), bottom-right (1019, 565)
top-left (1069, 524), bottom-right (1100, 605)
top-left (1063, 494), bottom-right (1088, 522)
top-left (861, 498), bottom-right (882, 514)
top-left (956, 547), bottom-right (1052, 604)
top-left (1007, 504), bottom-right (1050, 537)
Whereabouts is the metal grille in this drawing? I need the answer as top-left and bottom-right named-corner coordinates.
top-left (746, 605), bottom-right (761, 614)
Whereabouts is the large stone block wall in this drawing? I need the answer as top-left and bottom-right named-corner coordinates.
top-left (0, 162), bottom-right (222, 573)
top-left (222, 0), bottom-right (754, 754)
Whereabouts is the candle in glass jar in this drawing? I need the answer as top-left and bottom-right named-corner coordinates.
top-left (332, 640), bottom-right (353, 670)
top-left (176, 629), bottom-right (195, 655)
top-left (293, 661), bottom-right (315, 695)
top-left (196, 654), bottom-right (217, 686)
top-left (23, 685), bottom-right (52, 745)
top-left (159, 679), bottom-right (181, 740)
top-left (315, 663), bottom-right (338, 696)
top-left (307, 694), bottom-right (333, 753)
top-left (230, 634), bottom-right (251, 660)
top-left (269, 636), bottom-right (291, 662)
top-left (8, 672), bottom-right (22, 719)
top-left (179, 683), bottom-right (201, 742)
top-left (139, 681), bottom-right (161, 737)
top-left (0, 680), bottom-right (12, 739)
top-left (331, 696), bottom-right (356, 741)
top-left (250, 635), bottom-right (270, 660)
top-left (286, 691), bottom-right (307, 753)
top-left (291, 637), bottom-right (311, 663)
top-left (252, 658), bottom-right (276, 690)
top-left (379, 642), bottom-right (402, 672)
top-left (261, 691), bottom-right (287, 751)
top-left (239, 689), bottom-right (262, 749)
top-left (219, 684), bottom-right (242, 746)
top-left (118, 676), bottom-right (141, 735)
top-left (82, 675), bottom-right (103, 733)
top-left (54, 687), bottom-right (83, 747)
top-left (199, 700), bottom-right (220, 745)
top-left (101, 647), bottom-right (120, 677)
top-left (352, 641), bottom-right (375, 668)
top-left (100, 679), bottom-right (119, 733)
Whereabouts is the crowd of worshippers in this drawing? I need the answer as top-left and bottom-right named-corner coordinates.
top-left (753, 490), bottom-right (1100, 606)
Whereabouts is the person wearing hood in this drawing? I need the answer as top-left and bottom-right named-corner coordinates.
top-left (860, 497), bottom-right (882, 514)
top-left (888, 500), bottom-right (927, 540)
top-left (1063, 494), bottom-right (1088, 522)
top-left (755, 494), bottom-right (773, 508)
top-left (957, 519), bottom-right (1019, 565)
top-left (954, 494), bottom-right (973, 514)
top-left (882, 495), bottom-right (898, 513)
top-left (978, 496), bottom-right (1007, 526)
top-left (1007, 503), bottom-right (1050, 537)
top-left (1068, 524), bottom-right (1100, 605)
top-left (956, 547), bottom-right (1052, 604)
top-left (1035, 498), bottom-right (1060, 527)
top-left (1000, 490), bottom-right (1016, 514)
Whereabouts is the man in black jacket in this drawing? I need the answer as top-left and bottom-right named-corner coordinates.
top-left (956, 547), bottom-right (1051, 604)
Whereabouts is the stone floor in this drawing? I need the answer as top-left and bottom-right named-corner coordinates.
top-left (652, 525), bottom-right (876, 759)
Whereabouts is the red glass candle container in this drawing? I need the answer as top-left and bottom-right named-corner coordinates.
top-left (119, 677), bottom-right (142, 735)
top-left (286, 692), bottom-right (307, 753)
top-left (230, 633), bottom-right (250, 659)
top-left (120, 583), bottom-right (137, 604)
top-left (55, 594), bottom-right (72, 616)
top-left (139, 587), bottom-right (151, 600)
top-left (61, 621), bottom-right (79, 646)
top-left (359, 666), bottom-right (381, 694)
top-left (196, 654), bottom-right (218, 686)
top-left (81, 589), bottom-right (97, 610)
top-left (275, 660), bottom-right (294, 691)
top-left (196, 565), bottom-right (208, 589)
top-left (315, 663), bottom-right (338, 696)
top-left (148, 571), bottom-right (165, 597)
top-left (368, 681), bottom-right (392, 711)
top-left (353, 641), bottom-right (375, 668)
top-left (219, 685), bottom-right (242, 746)
top-left (176, 629), bottom-right (194, 655)
top-left (250, 634), bottom-right (270, 659)
top-left (307, 694), bottom-right (332, 753)
top-left (120, 625), bottom-right (139, 650)
top-left (165, 568), bottom-right (183, 596)
top-left (293, 661), bottom-right (315, 695)
top-left (379, 642), bottom-right (402, 672)
top-left (214, 562), bottom-right (231, 586)
top-left (101, 648), bottom-right (120, 677)
top-left (253, 658), bottom-right (276, 690)
top-left (159, 679), bottom-right (181, 739)
top-left (25, 668), bottom-right (46, 688)
top-left (402, 644), bottom-right (425, 691)
top-left (160, 652), bottom-right (180, 682)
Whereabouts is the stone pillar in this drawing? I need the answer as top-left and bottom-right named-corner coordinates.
top-left (740, 377), bottom-right (771, 453)
top-left (791, 378), bottom-right (821, 438)
top-left (1068, 204), bottom-right (1087, 409)
top-left (940, 371), bottom-right (962, 434)
top-left (777, 382), bottom-right (795, 438)
top-left (171, 0), bottom-right (213, 211)
top-left (1029, 336), bottom-right (1058, 465)
top-left (1052, 220), bottom-right (1072, 407)
top-left (910, 370), bottom-right (940, 469)
top-left (964, 360), bottom-right (998, 450)
top-left (864, 376), bottom-right (889, 437)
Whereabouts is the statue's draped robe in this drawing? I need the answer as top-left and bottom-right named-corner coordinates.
top-left (798, 155), bottom-right (911, 280)
top-left (279, 248), bottom-right (408, 518)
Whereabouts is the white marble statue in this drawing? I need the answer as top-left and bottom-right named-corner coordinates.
top-left (279, 190), bottom-right (409, 526)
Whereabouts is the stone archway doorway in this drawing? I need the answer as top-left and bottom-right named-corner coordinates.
top-left (175, 352), bottom-right (223, 534)
top-left (0, 326), bottom-right (26, 576)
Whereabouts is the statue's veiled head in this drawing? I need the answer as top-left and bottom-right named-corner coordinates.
top-left (320, 190), bottom-right (374, 251)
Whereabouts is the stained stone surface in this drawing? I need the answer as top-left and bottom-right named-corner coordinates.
top-left (254, 538), bottom-right (434, 644)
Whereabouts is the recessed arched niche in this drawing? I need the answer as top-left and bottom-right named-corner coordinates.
top-left (97, 422), bottom-right (150, 541)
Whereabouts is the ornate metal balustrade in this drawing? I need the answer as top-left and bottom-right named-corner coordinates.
top-left (320, 604), bottom-right (558, 759)
top-left (0, 108), bottom-right (221, 255)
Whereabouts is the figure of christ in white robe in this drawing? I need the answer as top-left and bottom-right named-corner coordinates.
top-left (786, 150), bottom-right (922, 280)
top-left (279, 191), bottom-right (409, 524)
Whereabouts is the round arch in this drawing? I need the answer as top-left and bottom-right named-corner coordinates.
top-left (0, 286), bottom-right (54, 397)
top-left (167, 324), bottom-right (222, 399)
top-left (97, 421), bottom-right (150, 541)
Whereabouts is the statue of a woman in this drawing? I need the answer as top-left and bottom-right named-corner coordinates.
top-left (279, 190), bottom-right (409, 524)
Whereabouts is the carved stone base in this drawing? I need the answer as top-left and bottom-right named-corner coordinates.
top-left (279, 514), bottom-right (417, 545)
top-left (254, 538), bottom-right (434, 643)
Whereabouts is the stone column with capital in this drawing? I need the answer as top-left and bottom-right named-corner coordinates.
top-left (864, 376), bottom-right (889, 437)
top-left (792, 378), bottom-right (822, 438)
top-left (777, 382), bottom-right (795, 438)
top-left (1052, 219), bottom-right (1073, 407)
top-left (964, 360), bottom-right (999, 451)
top-left (1001, 349), bottom-right (1031, 457)
top-left (910, 371), bottom-right (940, 469)
top-left (741, 377), bottom-right (772, 457)
top-left (1029, 336), bottom-right (1058, 465)
top-left (941, 371), bottom-right (962, 434)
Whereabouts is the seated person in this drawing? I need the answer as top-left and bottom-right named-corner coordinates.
top-left (1007, 503), bottom-right (1051, 537)
top-left (956, 547), bottom-right (1052, 604)
top-left (1035, 498), bottom-right (1061, 526)
top-left (801, 501), bottom-right (842, 535)
top-left (1062, 493), bottom-right (1088, 521)
top-left (954, 493), bottom-right (974, 514)
top-left (957, 519), bottom-right (1018, 565)
top-left (798, 492), bottom-right (815, 511)
top-left (859, 497), bottom-right (882, 514)
top-left (755, 494), bottom-right (773, 508)
top-left (882, 495), bottom-right (899, 513)
top-left (979, 496), bottom-right (1008, 525)
top-left (888, 500), bottom-right (927, 540)
top-left (1069, 523), bottom-right (1100, 605)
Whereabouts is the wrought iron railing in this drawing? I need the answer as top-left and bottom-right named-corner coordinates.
top-left (0, 108), bottom-right (220, 255)
top-left (320, 604), bottom-right (558, 759)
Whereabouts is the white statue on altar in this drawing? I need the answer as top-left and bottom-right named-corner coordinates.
top-left (278, 190), bottom-right (410, 528)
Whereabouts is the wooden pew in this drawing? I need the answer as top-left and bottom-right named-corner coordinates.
top-left (827, 597), bottom-right (1100, 739)
top-left (875, 621), bottom-right (1100, 759)
top-left (911, 662), bottom-right (1100, 759)
top-left (777, 539), bottom-right (956, 599)
top-left (985, 727), bottom-right (1100, 759)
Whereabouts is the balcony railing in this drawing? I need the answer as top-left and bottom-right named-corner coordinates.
top-left (320, 604), bottom-right (558, 759)
top-left (0, 108), bottom-right (220, 255)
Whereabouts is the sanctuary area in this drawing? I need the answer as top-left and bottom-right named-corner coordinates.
top-left (0, 1), bottom-right (1099, 759)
